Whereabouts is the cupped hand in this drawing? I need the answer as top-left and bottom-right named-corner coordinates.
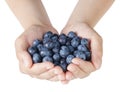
top-left (15, 25), bottom-right (65, 81)
top-left (61, 23), bottom-right (103, 82)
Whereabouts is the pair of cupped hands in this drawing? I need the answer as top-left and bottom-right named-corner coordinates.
top-left (15, 23), bottom-right (102, 84)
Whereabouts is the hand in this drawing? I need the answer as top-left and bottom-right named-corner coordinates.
top-left (61, 23), bottom-right (103, 82)
top-left (15, 25), bottom-right (65, 81)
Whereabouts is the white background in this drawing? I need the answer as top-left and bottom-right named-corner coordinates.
top-left (0, 0), bottom-right (120, 92)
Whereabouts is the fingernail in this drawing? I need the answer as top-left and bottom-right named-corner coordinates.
top-left (72, 59), bottom-right (80, 65)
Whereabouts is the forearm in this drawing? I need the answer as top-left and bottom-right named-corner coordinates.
top-left (66, 0), bottom-right (115, 27)
top-left (6, 0), bottom-right (52, 29)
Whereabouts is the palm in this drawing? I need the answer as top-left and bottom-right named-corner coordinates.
top-left (61, 23), bottom-right (103, 81)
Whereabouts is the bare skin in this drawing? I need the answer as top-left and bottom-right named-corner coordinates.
top-left (6, 0), bottom-right (115, 84)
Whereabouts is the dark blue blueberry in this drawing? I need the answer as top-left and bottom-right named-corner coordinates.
top-left (75, 51), bottom-right (86, 60)
top-left (32, 53), bottom-right (41, 63)
top-left (67, 31), bottom-right (76, 38)
top-left (43, 31), bottom-right (53, 38)
top-left (66, 55), bottom-right (75, 64)
top-left (59, 59), bottom-right (68, 72)
top-left (51, 34), bottom-right (59, 42)
top-left (28, 46), bottom-right (37, 55)
top-left (43, 38), bottom-right (52, 44)
top-left (66, 37), bottom-right (71, 46)
top-left (60, 46), bottom-right (70, 58)
top-left (54, 61), bottom-right (60, 66)
top-left (77, 45), bottom-right (88, 51)
top-left (54, 41), bottom-right (61, 48)
top-left (44, 41), bottom-right (54, 49)
top-left (73, 50), bottom-right (79, 56)
top-left (42, 56), bottom-right (53, 63)
top-left (71, 37), bottom-right (81, 48)
top-left (52, 47), bottom-right (60, 53)
top-left (85, 51), bottom-right (91, 61)
top-left (81, 38), bottom-right (89, 46)
top-left (32, 39), bottom-right (41, 47)
top-left (68, 45), bottom-right (75, 53)
top-left (59, 34), bottom-right (67, 45)
top-left (53, 53), bottom-right (61, 62)
top-left (40, 50), bottom-right (53, 57)
top-left (37, 44), bottom-right (43, 52)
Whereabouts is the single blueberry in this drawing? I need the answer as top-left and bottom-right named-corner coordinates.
top-left (53, 53), bottom-right (61, 62)
top-left (68, 45), bottom-right (75, 53)
top-left (59, 34), bottom-right (67, 45)
top-left (60, 46), bottom-right (70, 58)
top-left (42, 56), bottom-right (53, 63)
top-left (28, 46), bottom-right (37, 55)
top-left (59, 59), bottom-right (68, 72)
top-left (71, 37), bottom-right (81, 48)
top-left (81, 38), bottom-right (89, 46)
top-left (66, 55), bottom-right (75, 64)
top-left (52, 47), bottom-right (60, 53)
top-left (77, 45), bottom-right (88, 52)
top-left (67, 31), bottom-right (76, 38)
top-left (43, 38), bottom-right (52, 44)
top-left (43, 31), bottom-right (53, 38)
top-left (44, 41), bottom-right (55, 49)
top-left (32, 53), bottom-right (41, 63)
top-left (51, 34), bottom-right (59, 41)
top-left (75, 51), bottom-right (86, 60)
top-left (37, 44), bottom-right (43, 52)
top-left (40, 50), bottom-right (53, 57)
top-left (85, 51), bottom-right (91, 61)
top-left (54, 41), bottom-right (61, 48)
top-left (32, 39), bottom-right (41, 47)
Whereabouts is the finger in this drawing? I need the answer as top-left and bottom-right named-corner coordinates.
top-left (67, 64), bottom-right (89, 79)
top-left (61, 80), bottom-right (69, 84)
top-left (66, 71), bottom-right (75, 81)
top-left (20, 61), bottom-right (54, 75)
top-left (37, 66), bottom-right (63, 80)
top-left (72, 58), bottom-right (96, 73)
top-left (91, 35), bottom-right (103, 69)
top-left (49, 76), bottom-right (59, 82)
top-left (58, 73), bottom-right (66, 81)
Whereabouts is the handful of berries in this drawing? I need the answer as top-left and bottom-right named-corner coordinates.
top-left (28, 31), bottom-right (91, 72)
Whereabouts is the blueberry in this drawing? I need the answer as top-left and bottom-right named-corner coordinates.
top-left (66, 55), bottom-right (75, 64)
top-left (37, 44), bottom-right (43, 52)
top-left (53, 53), bottom-right (61, 62)
top-left (51, 34), bottom-right (59, 41)
top-left (40, 50), bottom-right (53, 57)
top-left (54, 41), bottom-right (61, 48)
top-left (59, 59), bottom-right (68, 72)
top-left (81, 38), bottom-right (89, 46)
top-left (43, 31), bottom-right (53, 38)
top-left (42, 56), bottom-right (53, 63)
top-left (32, 39), bottom-right (41, 47)
top-left (75, 51), bottom-right (86, 60)
top-left (60, 46), bottom-right (70, 58)
top-left (52, 47), bottom-right (60, 53)
top-left (85, 51), bottom-right (91, 61)
top-left (66, 37), bottom-right (71, 46)
top-left (44, 41), bottom-right (54, 49)
top-left (54, 61), bottom-right (60, 66)
top-left (43, 38), bottom-right (52, 44)
top-left (77, 45), bottom-right (88, 51)
top-left (71, 37), bottom-right (81, 48)
top-left (67, 31), bottom-right (76, 38)
top-left (32, 53), bottom-right (41, 63)
top-left (59, 34), bottom-right (67, 45)
top-left (68, 45), bottom-right (75, 53)
top-left (28, 46), bottom-right (37, 55)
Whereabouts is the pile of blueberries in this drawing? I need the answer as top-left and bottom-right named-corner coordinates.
top-left (28, 31), bottom-right (91, 72)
